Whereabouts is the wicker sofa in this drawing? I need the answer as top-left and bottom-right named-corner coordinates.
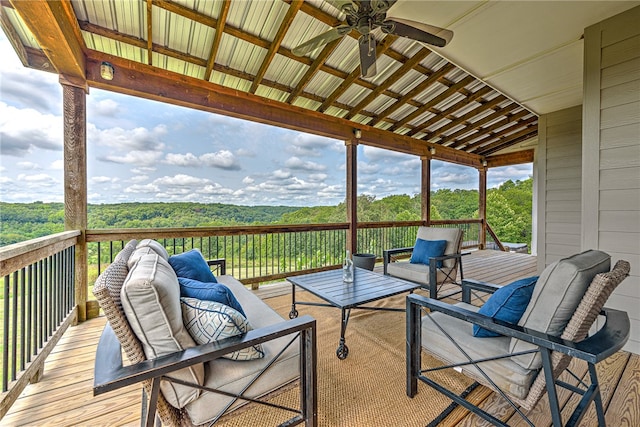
top-left (92, 239), bottom-right (316, 426)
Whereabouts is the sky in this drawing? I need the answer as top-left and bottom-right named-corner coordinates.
top-left (0, 32), bottom-right (532, 207)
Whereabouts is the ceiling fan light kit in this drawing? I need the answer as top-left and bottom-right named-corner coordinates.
top-left (292, 0), bottom-right (453, 78)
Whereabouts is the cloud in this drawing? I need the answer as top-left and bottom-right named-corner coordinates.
top-left (242, 176), bottom-right (255, 184)
top-left (236, 148), bottom-right (255, 157)
top-left (163, 150), bottom-right (241, 170)
top-left (285, 133), bottom-right (341, 157)
top-left (50, 160), bottom-right (63, 170)
top-left (100, 150), bottom-right (164, 167)
top-left (0, 103), bottom-right (62, 156)
top-left (284, 156), bottom-right (327, 171)
top-left (92, 176), bottom-right (117, 184)
top-left (90, 98), bottom-right (120, 117)
top-left (89, 123), bottom-right (167, 151)
top-left (17, 162), bottom-right (41, 170)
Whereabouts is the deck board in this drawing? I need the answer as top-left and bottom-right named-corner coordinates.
top-left (1, 250), bottom-right (637, 427)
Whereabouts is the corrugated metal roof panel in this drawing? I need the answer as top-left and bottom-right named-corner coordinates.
top-left (4, 8), bottom-right (40, 49)
top-left (217, 36), bottom-right (266, 76)
top-left (305, 71), bottom-right (345, 99)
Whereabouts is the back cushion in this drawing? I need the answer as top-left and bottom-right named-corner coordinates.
top-left (510, 250), bottom-right (610, 369)
top-left (121, 253), bottom-right (205, 408)
top-left (415, 227), bottom-right (462, 268)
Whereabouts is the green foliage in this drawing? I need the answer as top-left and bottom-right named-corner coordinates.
top-left (0, 178), bottom-right (533, 248)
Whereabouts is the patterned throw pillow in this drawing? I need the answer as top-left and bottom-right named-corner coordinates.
top-left (181, 297), bottom-right (265, 361)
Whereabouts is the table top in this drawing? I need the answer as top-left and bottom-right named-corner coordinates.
top-left (287, 268), bottom-right (420, 309)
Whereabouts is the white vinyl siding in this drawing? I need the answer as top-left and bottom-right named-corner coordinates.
top-left (583, 5), bottom-right (640, 354)
top-left (537, 105), bottom-right (583, 268)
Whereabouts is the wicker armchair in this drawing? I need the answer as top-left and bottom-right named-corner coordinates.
top-left (407, 250), bottom-right (630, 426)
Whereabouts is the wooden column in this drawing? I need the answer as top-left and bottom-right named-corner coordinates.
top-left (479, 166), bottom-right (487, 249)
top-left (345, 139), bottom-right (358, 254)
top-left (62, 78), bottom-right (88, 323)
top-left (421, 155), bottom-right (431, 225)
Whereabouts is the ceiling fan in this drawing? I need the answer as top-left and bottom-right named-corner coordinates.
top-left (292, 0), bottom-right (453, 78)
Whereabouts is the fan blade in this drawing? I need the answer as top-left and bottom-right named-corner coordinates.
top-left (359, 34), bottom-right (377, 78)
top-left (383, 17), bottom-right (453, 47)
top-left (292, 26), bottom-right (349, 56)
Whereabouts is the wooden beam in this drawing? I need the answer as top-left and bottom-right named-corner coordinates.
top-left (479, 168), bottom-right (487, 249)
top-left (204, 0), bottom-right (230, 81)
top-left (477, 128), bottom-right (538, 156)
top-left (0, 4), bottom-right (29, 66)
top-left (445, 104), bottom-right (524, 149)
top-left (250, 0), bottom-right (303, 93)
top-left (485, 150), bottom-right (535, 167)
top-left (85, 50), bottom-right (484, 168)
top-left (10, 0), bottom-right (85, 79)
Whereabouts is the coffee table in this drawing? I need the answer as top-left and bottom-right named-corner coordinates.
top-left (287, 268), bottom-right (420, 359)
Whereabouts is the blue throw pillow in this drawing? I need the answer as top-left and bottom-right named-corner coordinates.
top-left (178, 277), bottom-right (245, 316)
top-left (473, 276), bottom-right (539, 337)
top-left (410, 239), bottom-right (447, 268)
top-left (168, 249), bottom-right (217, 283)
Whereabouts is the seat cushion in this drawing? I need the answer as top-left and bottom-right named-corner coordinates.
top-left (169, 249), bottom-right (218, 283)
top-left (422, 303), bottom-right (537, 400)
top-left (473, 276), bottom-right (538, 337)
top-left (185, 276), bottom-right (300, 425)
top-left (181, 297), bottom-right (263, 360)
top-left (386, 261), bottom-right (454, 286)
top-left (121, 253), bottom-right (205, 408)
top-left (510, 250), bottom-right (611, 370)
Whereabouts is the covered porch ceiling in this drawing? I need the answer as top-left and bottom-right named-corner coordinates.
top-left (2, 1), bottom-right (637, 169)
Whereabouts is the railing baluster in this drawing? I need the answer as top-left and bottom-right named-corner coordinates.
top-left (3, 275), bottom-right (10, 391)
top-left (11, 270), bottom-right (18, 381)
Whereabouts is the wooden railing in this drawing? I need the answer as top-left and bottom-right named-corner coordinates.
top-left (85, 220), bottom-right (491, 288)
top-left (0, 231), bottom-right (80, 418)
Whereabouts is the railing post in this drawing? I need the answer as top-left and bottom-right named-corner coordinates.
top-left (61, 79), bottom-right (88, 323)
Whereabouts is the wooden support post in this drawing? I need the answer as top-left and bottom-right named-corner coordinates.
top-left (421, 156), bottom-right (431, 225)
top-left (345, 139), bottom-right (358, 254)
top-left (62, 78), bottom-right (88, 323)
top-left (479, 167), bottom-right (487, 249)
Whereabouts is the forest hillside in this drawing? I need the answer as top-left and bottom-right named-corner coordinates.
top-left (1, 178), bottom-right (532, 248)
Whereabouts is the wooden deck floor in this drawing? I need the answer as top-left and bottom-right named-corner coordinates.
top-left (2, 250), bottom-right (638, 426)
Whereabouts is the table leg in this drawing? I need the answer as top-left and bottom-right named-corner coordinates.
top-left (336, 308), bottom-right (350, 360)
top-left (289, 284), bottom-right (298, 319)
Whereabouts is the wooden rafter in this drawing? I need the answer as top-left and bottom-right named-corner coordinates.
top-left (146, 0), bottom-right (153, 65)
top-left (453, 110), bottom-right (531, 150)
top-left (435, 98), bottom-right (515, 146)
top-left (485, 150), bottom-right (535, 167)
top-left (474, 126), bottom-right (538, 156)
top-left (465, 116), bottom-right (538, 153)
top-left (250, 0), bottom-right (303, 93)
top-left (318, 34), bottom-right (397, 112)
top-left (407, 86), bottom-right (493, 137)
top-left (345, 47), bottom-right (431, 120)
top-left (368, 62), bottom-right (456, 127)
top-left (204, 0), bottom-right (230, 81)
top-left (286, 36), bottom-right (342, 104)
